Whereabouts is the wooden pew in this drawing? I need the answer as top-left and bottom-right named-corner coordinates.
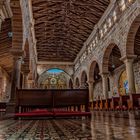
top-left (131, 94), bottom-right (140, 109)
top-left (102, 99), bottom-right (106, 110)
top-left (16, 89), bottom-right (89, 113)
top-left (0, 102), bottom-right (6, 116)
top-left (112, 97), bottom-right (120, 110)
top-left (107, 99), bottom-right (112, 110)
top-left (99, 100), bottom-right (103, 110)
top-left (120, 95), bottom-right (129, 110)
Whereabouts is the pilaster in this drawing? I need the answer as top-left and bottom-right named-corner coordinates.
top-left (6, 48), bottom-right (24, 114)
top-left (101, 73), bottom-right (109, 99)
top-left (87, 80), bottom-right (94, 102)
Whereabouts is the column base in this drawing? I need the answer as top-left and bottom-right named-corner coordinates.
top-left (6, 101), bottom-right (16, 114)
top-left (89, 101), bottom-right (93, 111)
top-left (129, 94), bottom-right (133, 109)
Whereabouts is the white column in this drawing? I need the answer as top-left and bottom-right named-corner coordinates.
top-left (22, 72), bottom-right (29, 89)
top-left (88, 80), bottom-right (94, 102)
top-left (123, 57), bottom-right (136, 94)
top-left (121, 56), bottom-right (136, 108)
top-left (10, 56), bottom-right (21, 101)
top-left (28, 72), bottom-right (34, 88)
top-left (101, 73), bottom-right (109, 99)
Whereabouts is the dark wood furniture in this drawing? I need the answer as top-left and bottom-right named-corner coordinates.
top-left (120, 95), bottom-right (129, 110)
top-left (0, 102), bottom-right (6, 116)
top-left (131, 94), bottom-right (140, 109)
top-left (16, 89), bottom-right (89, 113)
top-left (112, 97), bottom-right (120, 110)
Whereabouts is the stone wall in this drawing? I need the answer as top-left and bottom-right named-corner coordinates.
top-left (73, 0), bottom-right (140, 99)
top-left (74, 0), bottom-right (140, 80)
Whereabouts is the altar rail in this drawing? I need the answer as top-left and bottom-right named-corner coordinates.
top-left (16, 89), bottom-right (89, 113)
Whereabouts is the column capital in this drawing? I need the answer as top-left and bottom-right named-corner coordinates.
top-left (87, 80), bottom-right (95, 84)
top-left (120, 55), bottom-right (137, 63)
top-left (100, 72), bottom-right (109, 78)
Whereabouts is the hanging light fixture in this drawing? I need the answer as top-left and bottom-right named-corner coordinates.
top-left (8, 32), bottom-right (12, 38)
top-left (95, 75), bottom-right (98, 80)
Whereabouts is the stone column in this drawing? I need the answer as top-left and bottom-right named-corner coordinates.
top-left (121, 55), bottom-right (136, 108)
top-left (22, 71), bottom-right (29, 89)
top-left (87, 80), bottom-right (94, 102)
top-left (28, 72), bottom-right (34, 88)
top-left (34, 79), bottom-right (38, 88)
top-left (6, 49), bottom-right (23, 114)
top-left (10, 57), bottom-right (21, 101)
top-left (124, 58), bottom-right (136, 94)
top-left (101, 73), bottom-right (109, 99)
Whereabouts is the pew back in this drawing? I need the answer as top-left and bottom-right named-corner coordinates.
top-left (16, 89), bottom-right (89, 112)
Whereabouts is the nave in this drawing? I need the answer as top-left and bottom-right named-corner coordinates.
top-left (0, 111), bottom-right (140, 140)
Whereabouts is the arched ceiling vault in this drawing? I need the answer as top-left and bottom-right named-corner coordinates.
top-left (32, 0), bottom-right (110, 62)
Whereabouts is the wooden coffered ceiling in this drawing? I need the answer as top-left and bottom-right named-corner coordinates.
top-left (0, 18), bottom-right (13, 73)
top-left (32, 0), bottom-right (110, 62)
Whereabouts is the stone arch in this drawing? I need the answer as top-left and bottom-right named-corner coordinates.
top-left (37, 65), bottom-right (73, 78)
top-left (80, 70), bottom-right (88, 88)
top-left (88, 60), bottom-right (100, 82)
top-left (102, 43), bottom-right (122, 73)
top-left (46, 68), bottom-right (71, 78)
top-left (75, 77), bottom-right (80, 88)
top-left (69, 79), bottom-right (73, 89)
top-left (38, 68), bottom-right (71, 86)
top-left (125, 14), bottom-right (140, 56)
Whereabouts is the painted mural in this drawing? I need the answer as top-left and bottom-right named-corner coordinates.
top-left (118, 70), bottom-right (128, 96)
top-left (41, 69), bottom-right (67, 89)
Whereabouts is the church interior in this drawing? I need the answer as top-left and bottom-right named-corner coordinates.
top-left (0, 0), bottom-right (140, 139)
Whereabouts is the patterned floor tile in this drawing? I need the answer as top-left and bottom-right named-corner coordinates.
top-left (0, 111), bottom-right (140, 139)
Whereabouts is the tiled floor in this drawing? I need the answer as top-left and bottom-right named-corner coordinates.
top-left (0, 111), bottom-right (140, 140)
